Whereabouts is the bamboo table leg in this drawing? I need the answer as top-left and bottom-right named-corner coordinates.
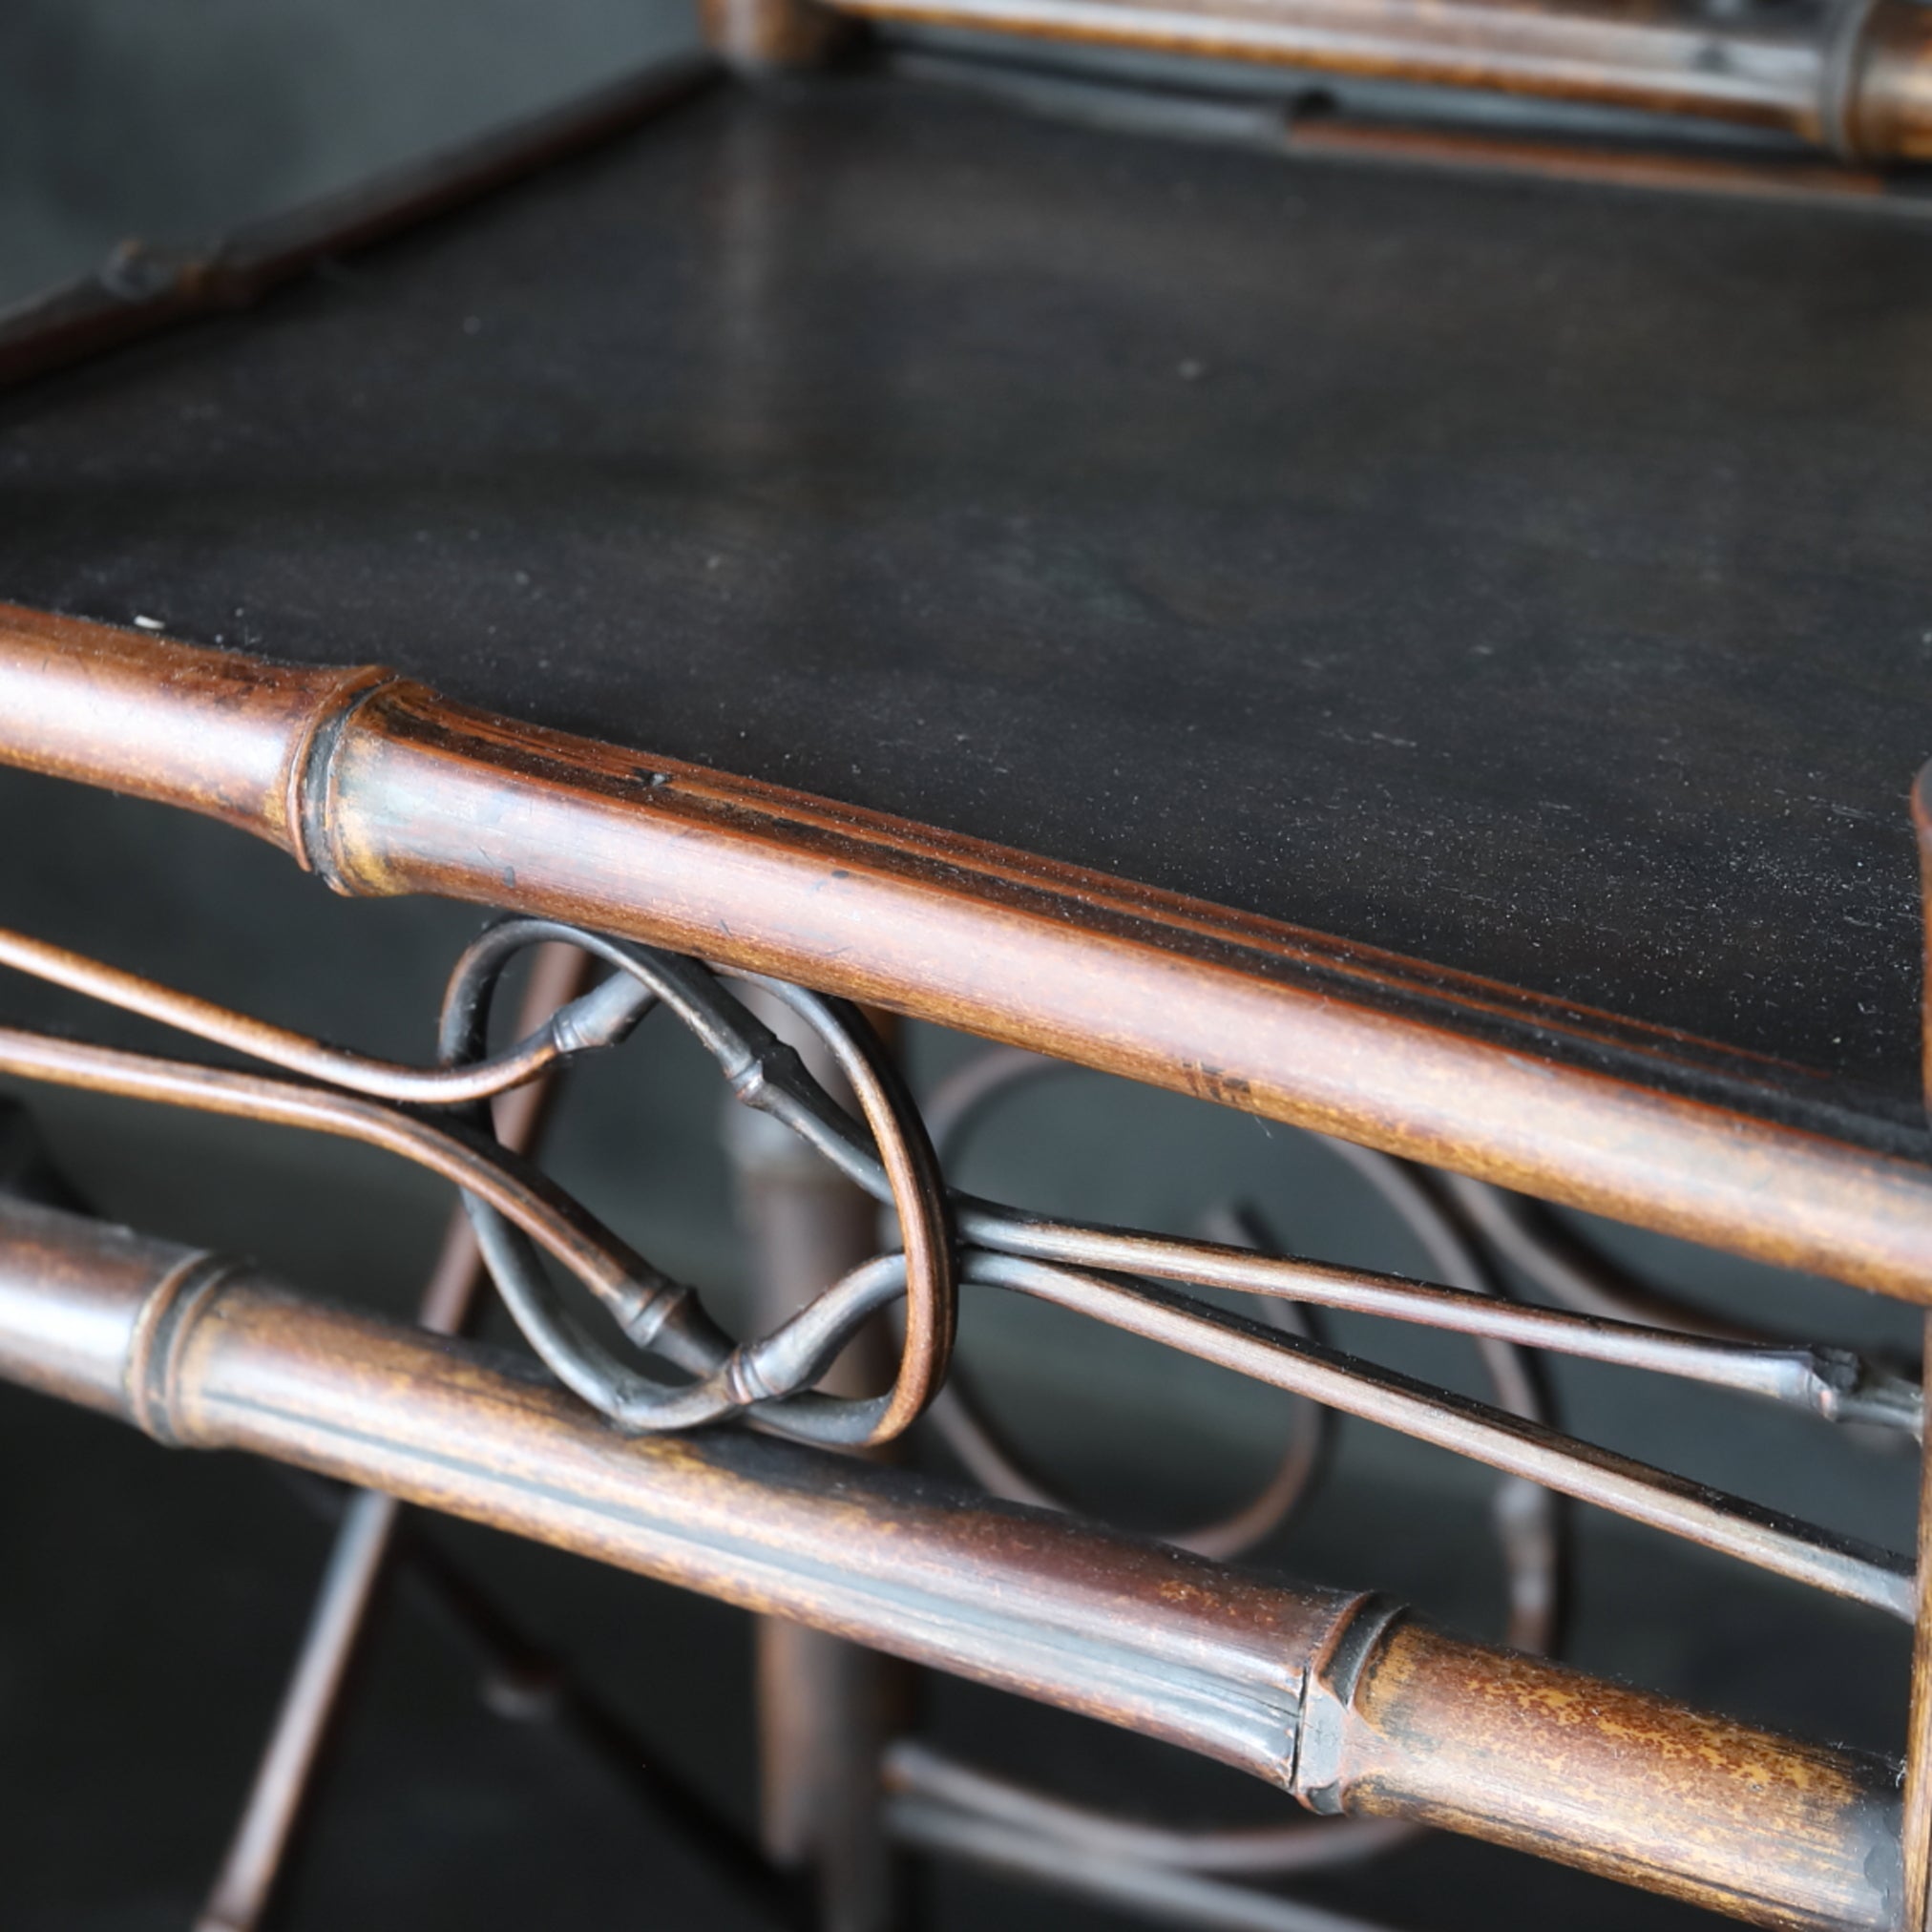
top-left (1900, 1336), bottom-right (1932, 1932)
top-left (195, 941), bottom-right (589, 1932)
top-left (1903, 766), bottom-right (1932, 1932)
top-left (728, 993), bottom-right (906, 1932)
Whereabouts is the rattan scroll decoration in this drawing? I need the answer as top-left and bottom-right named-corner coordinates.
top-left (0, 915), bottom-right (1917, 1628)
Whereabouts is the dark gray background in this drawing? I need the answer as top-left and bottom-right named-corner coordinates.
top-left (0, 1), bottom-right (697, 308)
top-left (0, 10), bottom-right (1922, 1931)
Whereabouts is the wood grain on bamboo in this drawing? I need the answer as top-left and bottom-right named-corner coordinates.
top-left (0, 1197), bottom-right (1903, 1931)
top-left (2, 604), bottom-right (1929, 1308)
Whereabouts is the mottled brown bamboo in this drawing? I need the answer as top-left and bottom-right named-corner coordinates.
top-left (3, 607), bottom-right (1929, 1309)
top-left (1333, 1619), bottom-right (1901, 1930)
top-left (0, 1198), bottom-right (1902, 1931)
top-left (838, 0), bottom-right (1932, 162)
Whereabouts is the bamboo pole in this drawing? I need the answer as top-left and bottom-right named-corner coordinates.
top-left (3, 606), bottom-right (1931, 1310)
top-left (0, 1196), bottom-right (1902, 1931)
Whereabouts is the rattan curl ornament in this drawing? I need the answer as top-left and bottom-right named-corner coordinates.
top-left (437, 917), bottom-right (957, 1447)
top-left (0, 914), bottom-right (1912, 1618)
top-left (913, 1043), bottom-right (1562, 1650)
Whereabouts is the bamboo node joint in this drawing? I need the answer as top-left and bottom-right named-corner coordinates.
top-left (124, 1251), bottom-right (244, 1445)
top-left (1292, 1591), bottom-right (1407, 1815)
top-left (284, 666), bottom-right (409, 888)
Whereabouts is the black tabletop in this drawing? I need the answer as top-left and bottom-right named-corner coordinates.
top-left (3, 72), bottom-right (1928, 1155)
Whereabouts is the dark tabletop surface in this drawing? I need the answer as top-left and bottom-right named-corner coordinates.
top-left (2, 71), bottom-right (1928, 1154)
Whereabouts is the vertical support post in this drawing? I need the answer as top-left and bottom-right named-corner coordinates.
top-left (196, 942), bottom-right (590, 1932)
top-left (726, 994), bottom-right (907, 1932)
top-left (1903, 761), bottom-right (1932, 1932)
top-left (1905, 1398), bottom-right (1932, 1932)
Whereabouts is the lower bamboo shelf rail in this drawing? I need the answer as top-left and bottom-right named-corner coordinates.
top-left (0, 1195), bottom-right (1901, 1931)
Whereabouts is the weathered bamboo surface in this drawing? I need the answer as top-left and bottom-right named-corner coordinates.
top-left (0, 1195), bottom-right (1904, 1929)
top-left (2, 605), bottom-right (1930, 1307)
top-left (826, 0), bottom-right (1932, 162)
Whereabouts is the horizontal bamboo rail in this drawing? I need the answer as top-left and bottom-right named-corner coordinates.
top-left (2, 604), bottom-right (1930, 1306)
top-left (0, 1195), bottom-right (1905, 1929)
top-left (700, 0), bottom-right (1932, 164)
top-left (827, 0), bottom-right (1932, 162)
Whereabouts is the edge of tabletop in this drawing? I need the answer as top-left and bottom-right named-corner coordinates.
top-left (0, 600), bottom-right (1928, 1306)
top-left (0, 52), bottom-right (727, 393)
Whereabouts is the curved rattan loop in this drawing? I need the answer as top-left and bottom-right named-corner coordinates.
top-left (918, 1046), bottom-right (1562, 1648)
top-left (914, 1048), bottom-right (1416, 1875)
top-left (919, 1047), bottom-right (1330, 1563)
top-left (439, 918), bottom-right (955, 1446)
top-left (1312, 1140), bottom-right (1562, 1656)
top-left (0, 916), bottom-right (1908, 1614)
